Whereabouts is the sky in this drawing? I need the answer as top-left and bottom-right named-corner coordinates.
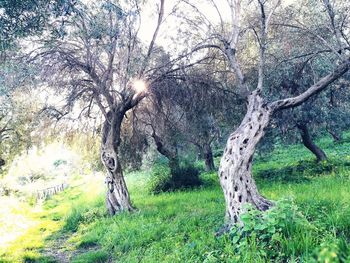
top-left (138, 0), bottom-right (296, 49)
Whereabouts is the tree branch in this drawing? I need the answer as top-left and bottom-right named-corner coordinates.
top-left (139, 0), bottom-right (165, 76)
top-left (270, 58), bottom-right (350, 111)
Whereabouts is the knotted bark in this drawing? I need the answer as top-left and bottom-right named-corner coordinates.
top-left (101, 112), bottom-right (134, 215)
top-left (219, 92), bottom-right (273, 226)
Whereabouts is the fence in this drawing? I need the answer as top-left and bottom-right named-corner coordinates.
top-left (36, 182), bottom-right (69, 200)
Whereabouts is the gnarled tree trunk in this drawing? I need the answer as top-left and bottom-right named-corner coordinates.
top-left (219, 92), bottom-right (273, 226)
top-left (297, 122), bottom-right (327, 162)
top-left (203, 143), bottom-right (215, 171)
top-left (101, 112), bottom-right (134, 215)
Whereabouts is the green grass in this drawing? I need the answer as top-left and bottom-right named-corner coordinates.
top-left (1, 133), bottom-right (350, 262)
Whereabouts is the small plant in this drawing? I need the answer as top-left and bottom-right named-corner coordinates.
top-left (229, 198), bottom-right (316, 261)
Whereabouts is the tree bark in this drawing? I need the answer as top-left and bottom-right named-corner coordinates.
top-left (297, 122), bottom-right (327, 162)
top-left (101, 112), bottom-right (134, 215)
top-left (203, 143), bottom-right (215, 171)
top-left (219, 92), bottom-right (273, 226)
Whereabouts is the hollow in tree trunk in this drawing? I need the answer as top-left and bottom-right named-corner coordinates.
top-left (203, 143), bottom-right (215, 171)
top-left (218, 92), bottom-right (273, 226)
top-left (297, 122), bottom-right (327, 162)
top-left (101, 112), bottom-right (134, 215)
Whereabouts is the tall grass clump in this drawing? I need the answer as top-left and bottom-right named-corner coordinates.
top-left (64, 193), bottom-right (106, 232)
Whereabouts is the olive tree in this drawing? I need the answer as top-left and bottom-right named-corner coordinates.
top-left (30, 0), bottom-right (166, 214)
top-left (179, 0), bottom-right (350, 227)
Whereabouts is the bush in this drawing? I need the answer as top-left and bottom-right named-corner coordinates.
top-left (148, 163), bottom-right (201, 194)
top-left (229, 198), bottom-right (317, 262)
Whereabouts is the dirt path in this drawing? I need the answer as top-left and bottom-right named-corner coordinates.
top-left (42, 233), bottom-right (101, 263)
top-left (41, 234), bottom-right (72, 263)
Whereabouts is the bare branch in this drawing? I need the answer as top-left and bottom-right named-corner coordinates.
top-left (139, 0), bottom-right (165, 76)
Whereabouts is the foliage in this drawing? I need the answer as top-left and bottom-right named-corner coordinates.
top-left (0, 0), bottom-right (74, 50)
top-left (212, 148), bottom-right (224, 158)
top-left (229, 199), bottom-right (317, 261)
top-left (147, 162), bottom-right (202, 194)
top-left (66, 134), bottom-right (103, 171)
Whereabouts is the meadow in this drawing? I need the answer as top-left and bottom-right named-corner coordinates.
top-left (1, 134), bottom-right (350, 263)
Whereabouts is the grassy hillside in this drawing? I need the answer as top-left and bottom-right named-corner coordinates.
top-left (1, 135), bottom-right (350, 262)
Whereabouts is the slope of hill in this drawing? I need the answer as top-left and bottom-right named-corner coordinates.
top-left (1, 135), bottom-right (350, 262)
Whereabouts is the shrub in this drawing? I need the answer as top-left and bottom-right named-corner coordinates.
top-left (148, 163), bottom-right (201, 194)
top-left (229, 198), bottom-right (317, 262)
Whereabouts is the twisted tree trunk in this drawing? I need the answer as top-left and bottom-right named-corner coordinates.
top-left (101, 112), bottom-right (134, 215)
top-left (219, 92), bottom-right (273, 226)
top-left (297, 122), bottom-right (327, 162)
top-left (203, 143), bottom-right (215, 171)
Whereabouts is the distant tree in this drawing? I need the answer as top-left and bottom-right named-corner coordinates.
top-left (0, 60), bottom-right (41, 171)
top-left (0, 0), bottom-right (75, 170)
top-left (274, 75), bottom-right (350, 162)
top-left (178, 65), bottom-right (243, 171)
top-left (139, 76), bottom-right (184, 174)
